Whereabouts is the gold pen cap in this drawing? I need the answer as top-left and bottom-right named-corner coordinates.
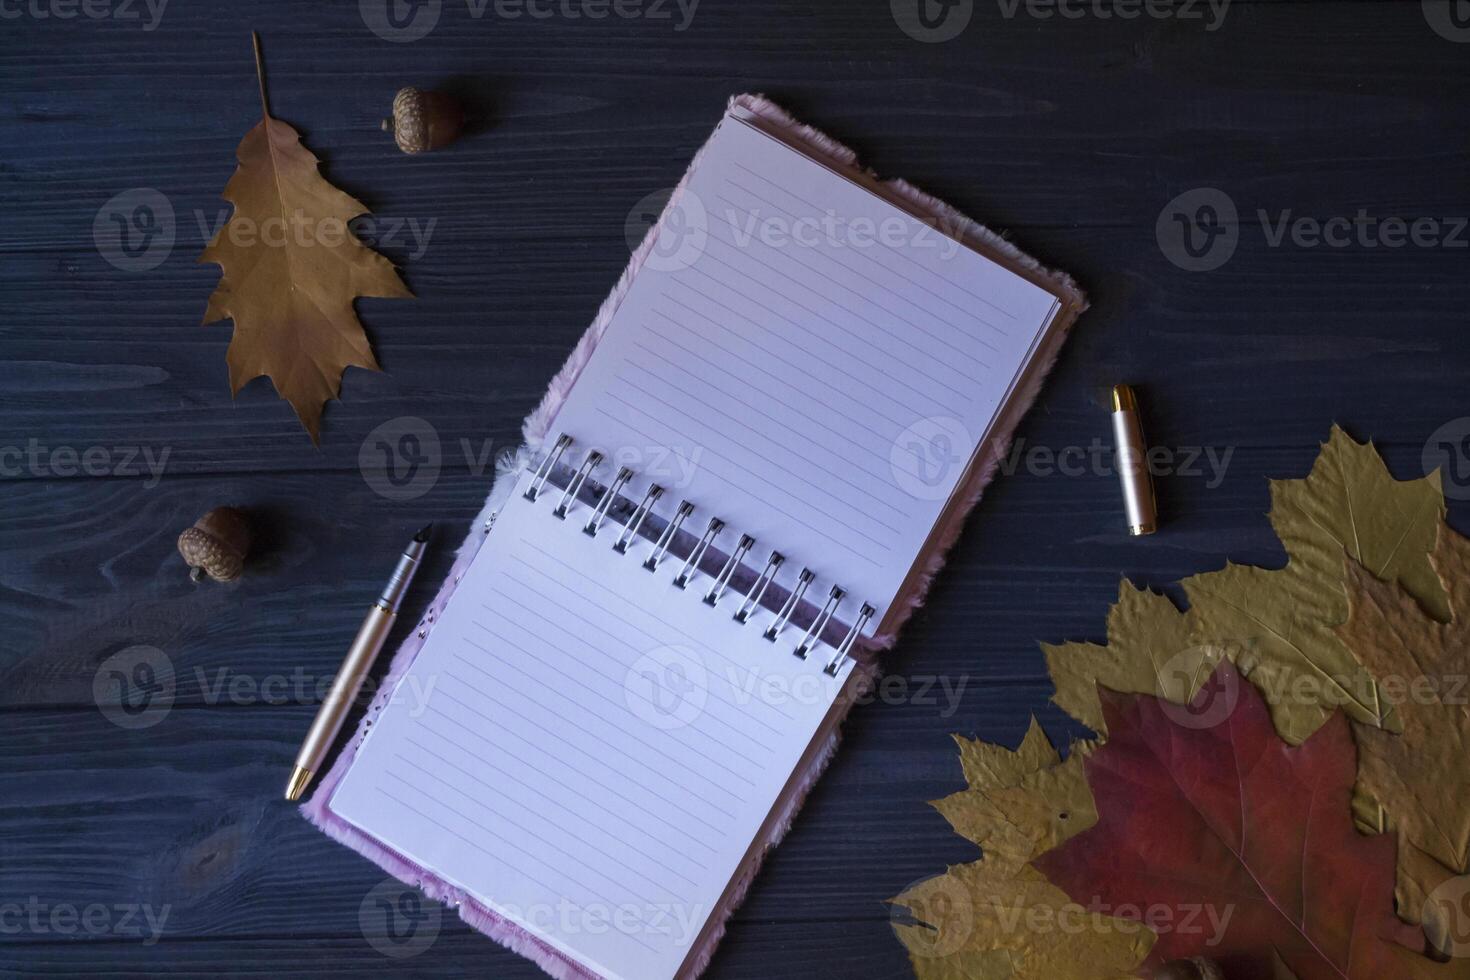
top-left (1110, 384), bottom-right (1157, 536)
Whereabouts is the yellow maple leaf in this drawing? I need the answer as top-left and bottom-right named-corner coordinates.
top-left (1043, 426), bottom-right (1446, 747)
top-left (200, 46), bottom-right (410, 443)
top-left (1340, 525), bottom-right (1470, 938)
top-left (891, 719), bottom-right (1152, 979)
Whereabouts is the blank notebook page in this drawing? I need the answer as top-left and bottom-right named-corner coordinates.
top-left (550, 112), bottom-right (1062, 619)
top-left (329, 474), bottom-right (852, 980)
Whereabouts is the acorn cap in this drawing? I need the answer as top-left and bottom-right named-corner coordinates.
top-left (178, 507), bottom-right (252, 583)
top-left (382, 86), bottom-right (463, 154)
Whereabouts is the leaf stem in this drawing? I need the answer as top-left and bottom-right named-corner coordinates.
top-left (251, 31), bottom-right (270, 119)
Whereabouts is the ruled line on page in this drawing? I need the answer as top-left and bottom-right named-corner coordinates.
top-left (706, 192), bottom-right (1001, 362)
top-left (484, 578), bottom-right (791, 739)
top-left (466, 614), bottom-right (775, 769)
top-left (508, 549), bottom-right (808, 729)
top-left (716, 179), bottom-right (1012, 347)
top-left (431, 685), bottom-right (732, 839)
top-left (404, 731), bottom-right (707, 884)
top-left (729, 156), bottom-right (1024, 322)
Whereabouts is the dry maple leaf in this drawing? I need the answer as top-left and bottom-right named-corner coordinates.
top-left (1340, 524), bottom-right (1470, 936)
top-left (1033, 659), bottom-right (1459, 980)
top-left (891, 719), bottom-right (1154, 979)
top-left (199, 41), bottom-right (410, 443)
top-left (1044, 426), bottom-right (1446, 748)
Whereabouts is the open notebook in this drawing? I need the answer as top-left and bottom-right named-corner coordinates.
top-left (313, 98), bottom-right (1082, 980)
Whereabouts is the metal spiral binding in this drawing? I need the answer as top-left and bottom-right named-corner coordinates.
top-left (764, 567), bottom-right (814, 641)
top-left (705, 534), bottom-right (755, 606)
top-left (585, 466), bottom-right (633, 537)
top-left (794, 586), bottom-right (845, 660)
top-left (525, 433), bottom-right (572, 501)
top-left (734, 550), bottom-right (783, 623)
top-left (525, 432), bottom-right (873, 675)
top-left (674, 518), bottom-right (725, 589)
top-left (554, 450), bottom-right (603, 519)
top-left (826, 603), bottom-right (875, 675)
top-left (644, 500), bottom-right (694, 571)
top-left (614, 483), bottom-right (663, 554)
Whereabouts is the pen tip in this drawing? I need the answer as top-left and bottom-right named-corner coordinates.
top-left (414, 524), bottom-right (433, 543)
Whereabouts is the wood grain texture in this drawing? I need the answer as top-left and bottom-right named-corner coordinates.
top-left (4, 0), bottom-right (1470, 976)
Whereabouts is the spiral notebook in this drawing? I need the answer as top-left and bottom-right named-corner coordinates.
top-left (317, 101), bottom-right (1081, 980)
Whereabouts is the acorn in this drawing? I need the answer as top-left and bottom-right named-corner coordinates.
top-left (382, 87), bottom-right (463, 154)
top-left (177, 507), bottom-right (252, 583)
top-left (1151, 959), bottom-right (1223, 980)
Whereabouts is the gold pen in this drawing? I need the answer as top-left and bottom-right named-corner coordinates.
top-left (285, 525), bottom-right (431, 801)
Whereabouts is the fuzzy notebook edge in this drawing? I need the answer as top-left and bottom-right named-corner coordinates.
top-left (299, 92), bottom-right (1088, 980)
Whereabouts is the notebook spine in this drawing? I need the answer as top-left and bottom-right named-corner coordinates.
top-left (526, 432), bottom-right (870, 673)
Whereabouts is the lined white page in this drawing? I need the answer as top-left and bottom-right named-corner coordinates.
top-left (330, 474), bottom-right (850, 980)
top-left (549, 112), bottom-right (1062, 620)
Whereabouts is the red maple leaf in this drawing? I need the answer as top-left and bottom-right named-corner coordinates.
top-left (1034, 660), bottom-right (1433, 980)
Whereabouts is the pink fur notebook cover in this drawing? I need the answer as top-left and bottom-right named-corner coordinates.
top-left (300, 92), bottom-right (1087, 980)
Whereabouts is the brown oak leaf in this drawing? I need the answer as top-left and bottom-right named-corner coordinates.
top-left (200, 81), bottom-right (410, 442)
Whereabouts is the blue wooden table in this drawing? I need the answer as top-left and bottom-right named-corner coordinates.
top-left (4, 1), bottom-right (1469, 976)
